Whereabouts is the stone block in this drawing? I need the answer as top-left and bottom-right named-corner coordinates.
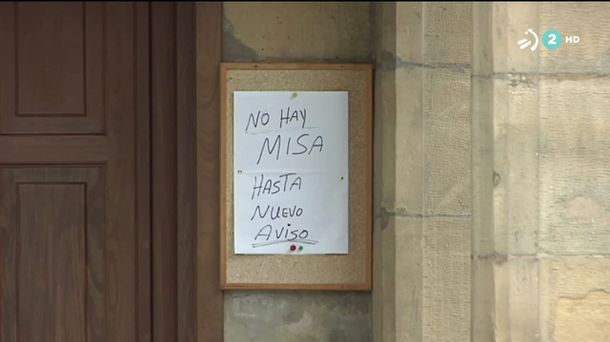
top-left (422, 219), bottom-right (471, 342)
top-left (471, 257), bottom-right (495, 342)
top-left (381, 217), bottom-right (398, 342)
top-left (422, 69), bottom-right (471, 216)
top-left (393, 217), bottom-right (424, 342)
top-left (539, 3), bottom-right (610, 73)
top-left (491, 2), bottom-right (540, 73)
top-left (494, 257), bottom-right (540, 342)
top-left (539, 78), bottom-right (610, 156)
top-left (471, 75), bottom-right (495, 257)
top-left (393, 67), bottom-right (425, 214)
top-left (376, 68), bottom-right (398, 211)
top-left (423, 2), bottom-right (472, 65)
top-left (493, 78), bottom-right (540, 255)
top-left (472, 3), bottom-right (493, 76)
top-left (540, 257), bottom-right (610, 342)
top-left (395, 2), bottom-right (423, 64)
top-left (539, 154), bottom-right (610, 255)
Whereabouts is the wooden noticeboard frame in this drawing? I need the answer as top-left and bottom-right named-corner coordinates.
top-left (219, 63), bottom-right (373, 290)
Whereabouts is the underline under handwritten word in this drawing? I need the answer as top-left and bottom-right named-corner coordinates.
top-left (252, 238), bottom-right (319, 248)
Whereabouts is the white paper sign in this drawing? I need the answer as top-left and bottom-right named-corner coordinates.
top-left (233, 91), bottom-right (349, 255)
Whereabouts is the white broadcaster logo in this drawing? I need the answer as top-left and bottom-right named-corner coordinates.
top-left (517, 28), bottom-right (539, 51)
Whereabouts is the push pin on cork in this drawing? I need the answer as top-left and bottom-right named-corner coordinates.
top-left (289, 244), bottom-right (297, 252)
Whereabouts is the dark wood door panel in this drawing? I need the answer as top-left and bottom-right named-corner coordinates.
top-left (0, 136), bottom-right (108, 164)
top-left (0, 2), bottom-right (151, 341)
top-left (0, 2), bottom-right (104, 135)
top-left (0, 167), bottom-right (105, 342)
top-left (19, 184), bottom-right (87, 341)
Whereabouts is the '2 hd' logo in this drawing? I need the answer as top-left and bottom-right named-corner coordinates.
top-left (517, 29), bottom-right (580, 51)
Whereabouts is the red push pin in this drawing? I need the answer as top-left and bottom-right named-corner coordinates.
top-left (289, 244), bottom-right (297, 252)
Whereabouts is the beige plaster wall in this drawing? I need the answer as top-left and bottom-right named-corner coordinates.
top-left (223, 2), bottom-right (372, 63)
top-left (221, 3), bottom-right (373, 342)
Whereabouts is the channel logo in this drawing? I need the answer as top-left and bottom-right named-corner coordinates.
top-left (517, 29), bottom-right (580, 51)
top-left (542, 29), bottom-right (562, 50)
top-left (517, 28), bottom-right (539, 51)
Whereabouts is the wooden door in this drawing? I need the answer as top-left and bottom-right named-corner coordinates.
top-left (0, 2), bottom-right (150, 341)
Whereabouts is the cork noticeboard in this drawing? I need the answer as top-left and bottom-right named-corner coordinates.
top-left (220, 63), bottom-right (373, 290)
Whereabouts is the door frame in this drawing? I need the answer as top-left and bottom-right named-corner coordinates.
top-left (150, 3), bottom-right (223, 341)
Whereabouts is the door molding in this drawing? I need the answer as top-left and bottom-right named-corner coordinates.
top-left (150, 2), bottom-right (223, 341)
top-left (151, 3), bottom-right (178, 341)
top-left (195, 3), bottom-right (224, 342)
top-left (177, 3), bottom-right (197, 342)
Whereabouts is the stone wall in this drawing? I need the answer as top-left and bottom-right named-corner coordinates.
top-left (373, 3), bottom-right (472, 341)
top-left (473, 3), bottom-right (610, 341)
